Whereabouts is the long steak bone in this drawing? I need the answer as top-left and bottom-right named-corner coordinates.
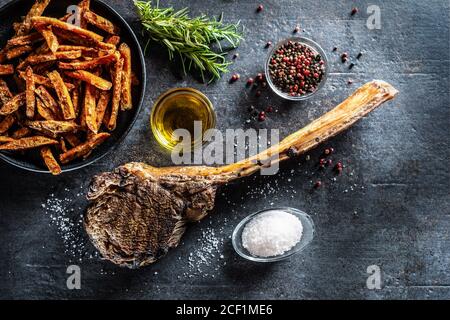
top-left (85, 80), bottom-right (398, 268)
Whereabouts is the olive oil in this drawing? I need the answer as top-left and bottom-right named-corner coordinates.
top-left (151, 88), bottom-right (216, 151)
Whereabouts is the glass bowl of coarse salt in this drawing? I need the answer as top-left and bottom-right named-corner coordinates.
top-left (232, 207), bottom-right (315, 262)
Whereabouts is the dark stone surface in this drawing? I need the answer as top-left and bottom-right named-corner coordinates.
top-left (0, 0), bottom-right (449, 299)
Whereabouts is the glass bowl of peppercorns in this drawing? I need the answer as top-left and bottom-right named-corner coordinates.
top-left (265, 37), bottom-right (328, 101)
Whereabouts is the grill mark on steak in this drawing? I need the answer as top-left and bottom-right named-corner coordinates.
top-left (85, 163), bottom-right (221, 268)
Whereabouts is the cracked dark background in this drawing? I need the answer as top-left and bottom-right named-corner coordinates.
top-left (0, 0), bottom-right (449, 299)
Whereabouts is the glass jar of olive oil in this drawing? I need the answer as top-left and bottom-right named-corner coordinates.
top-left (151, 88), bottom-right (216, 151)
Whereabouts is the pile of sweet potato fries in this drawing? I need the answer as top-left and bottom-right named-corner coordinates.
top-left (0, 0), bottom-right (136, 174)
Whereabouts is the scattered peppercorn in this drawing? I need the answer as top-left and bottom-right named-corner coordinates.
top-left (258, 111), bottom-right (266, 121)
top-left (233, 53), bottom-right (239, 59)
top-left (341, 52), bottom-right (348, 63)
top-left (256, 73), bottom-right (264, 82)
top-left (255, 90), bottom-right (262, 97)
top-left (294, 26), bottom-right (300, 33)
top-left (349, 63), bottom-right (355, 70)
top-left (329, 147), bottom-right (335, 153)
top-left (324, 148), bottom-right (331, 155)
top-left (261, 81), bottom-right (267, 88)
top-left (348, 79), bottom-right (353, 85)
top-left (246, 78), bottom-right (254, 86)
top-left (230, 74), bottom-right (239, 83)
top-left (351, 7), bottom-right (358, 16)
top-left (356, 52), bottom-right (363, 59)
top-left (332, 47), bottom-right (337, 52)
top-left (314, 181), bottom-right (322, 189)
top-left (335, 162), bottom-right (343, 174)
top-left (265, 41), bottom-right (272, 48)
top-left (256, 4), bottom-right (263, 12)
top-left (268, 40), bottom-right (326, 97)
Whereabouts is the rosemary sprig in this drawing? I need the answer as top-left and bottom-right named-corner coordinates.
top-left (135, 1), bottom-right (243, 83)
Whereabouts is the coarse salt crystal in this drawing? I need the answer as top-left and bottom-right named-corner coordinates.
top-left (242, 210), bottom-right (303, 257)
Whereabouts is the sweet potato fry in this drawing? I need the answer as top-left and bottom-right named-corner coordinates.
top-left (0, 64), bottom-right (14, 75)
top-left (54, 50), bottom-right (82, 60)
top-left (25, 66), bottom-right (36, 118)
top-left (36, 25), bottom-right (59, 53)
top-left (64, 133), bottom-right (81, 147)
top-left (59, 132), bottom-right (110, 164)
top-left (11, 127), bottom-right (32, 139)
top-left (51, 27), bottom-right (114, 51)
top-left (102, 106), bottom-right (111, 127)
top-left (83, 10), bottom-right (120, 35)
top-left (0, 93), bottom-right (26, 116)
top-left (7, 33), bottom-right (41, 48)
top-left (71, 84), bottom-right (80, 117)
top-left (0, 115), bottom-right (15, 134)
top-left (0, 79), bottom-right (13, 105)
top-left (59, 138), bottom-right (68, 153)
top-left (40, 146), bottom-right (61, 175)
top-left (48, 71), bottom-right (75, 120)
top-left (7, 32), bottom-right (43, 47)
top-left (119, 43), bottom-right (132, 110)
top-left (26, 120), bottom-right (80, 137)
top-left (58, 53), bottom-right (116, 70)
top-left (105, 35), bottom-right (120, 46)
top-left (35, 85), bottom-right (59, 114)
top-left (57, 45), bottom-right (98, 57)
top-left (20, 71), bottom-right (75, 91)
top-left (19, 53), bottom-right (56, 69)
top-left (15, 0), bottom-right (51, 36)
top-left (6, 45), bottom-right (33, 60)
top-left (0, 136), bottom-right (14, 143)
top-left (32, 17), bottom-right (104, 42)
top-left (95, 91), bottom-right (111, 129)
top-left (65, 70), bottom-right (112, 91)
top-left (0, 135), bottom-right (58, 151)
top-left (107, 55), bottom-right (123, 131)
top-left (83, 83), bottom-right (97, 133)
top-left (78, 0), bottom-right (91, 29)
top-left (36, 98), bottom-right (57, 120)
top-left (32, 61), bottom-right (56, 75)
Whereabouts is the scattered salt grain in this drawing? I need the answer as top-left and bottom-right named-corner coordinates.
top-left (41, 186), bottom-right (96, 262)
